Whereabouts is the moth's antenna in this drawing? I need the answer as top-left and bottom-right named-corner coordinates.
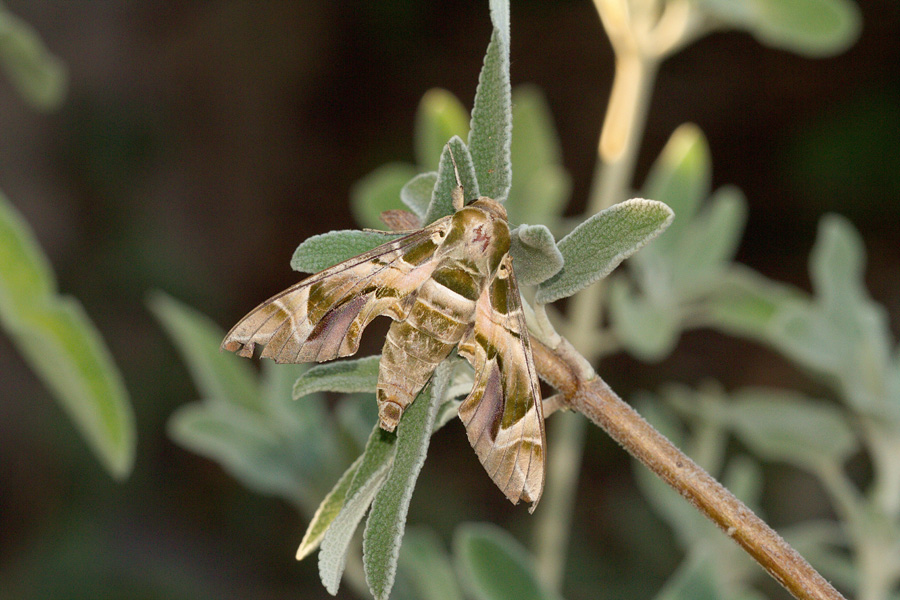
top-left (447, 144), bottom-right (464, 211)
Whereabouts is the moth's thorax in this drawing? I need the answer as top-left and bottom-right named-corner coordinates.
top-left (441, 199), bottom-right (511, 275)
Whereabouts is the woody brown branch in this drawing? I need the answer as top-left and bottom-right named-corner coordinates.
top-left (529, 336), bottom-right (847, 600)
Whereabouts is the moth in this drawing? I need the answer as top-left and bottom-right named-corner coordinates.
top-left (222, 174), bottom-right (545, 511)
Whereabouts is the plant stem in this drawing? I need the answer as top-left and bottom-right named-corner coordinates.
top-left (530, 337), bottom-right (849, 600)
top-left (532, 46), bottom-right (660, 594)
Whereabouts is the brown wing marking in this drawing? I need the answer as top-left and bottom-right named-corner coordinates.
top-left (222, 220), bottom-right (449, 363)
top-left (457, 255), bottom-right (545, 510)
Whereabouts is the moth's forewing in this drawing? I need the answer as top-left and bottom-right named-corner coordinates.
top-left (457, 256), bottom-right (546, 511)
top-left (221, 219), bottom-right (451, 363)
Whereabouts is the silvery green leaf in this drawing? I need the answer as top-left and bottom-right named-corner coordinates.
top-left (507, 86), bottom-right (570, 227)
top-left (642, 124), bottom-right (711, 244)
top-left (726, 389), bottom-right (857, 469)
top-left (398, 528), bottom-right (464, 600)
top-left (509, 224), bottom-right (563, 286)
top-left (698, 0), bottom-right (861, 57)
top-left (292, 356), bottom-right (381, 399)
top-left (401, 172), bottom-right (438, 220)
top-left (319, 422), bottom-right (397, 594)
top-left (0, 191), bottom-right (134, 479)
top-left (149, 292), bottom-right (259, 410)
top-left (468, 28), bottom-right (511, 202)
top-left (488, 0), bottom-right (510, 48)
top-left (669, 185), bottom-right (747, 290)
top-left (291, 229), bottom-right (401, 273)
top-left (652, 550), bottom-right (721, 600)
top-left (0, 6), bottom-right (67, 110)
top-left (535, 199), bottom-right (674, 304)
top-left (608, 277), bottom-right (681, 361)
top-left (351, 163), bottom-right (418, 229)
top-left (415, 89), bottom-right (470, 171)
top-left (454, 523), bottom-right (562, 600)
top-left (706, 265), bottom-right (803, 339)
top-left (425, 136), bottom-right (479, 224)
top-left (319, 457), bottom-right (391, 595)
top-left (296, 454), bottom-right (363, 561)
top-left (168, 401), bottom-right (304, 504)
top-left (363, 362), bottom-right (450, 600)
top-left (810, 214), bottom-right (867, 309)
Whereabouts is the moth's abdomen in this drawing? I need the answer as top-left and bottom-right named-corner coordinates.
top-left (376, 278), bottom-right (477, 430)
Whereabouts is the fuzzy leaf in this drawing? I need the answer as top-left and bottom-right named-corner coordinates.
top-left (363, 362), bottom-right (450, 600)
top-left (291, 229), bottom-right (401, 273)
top-left (810, 214), bottom-right (867, 309)
top-left (706, 266), bottom-right (802, 339)
top-left (415, 89), bottom-right (470, 171)
top-left (318, 420), bottom-right (398, 594)
top-left (699, 0), bottom-right (861, 57)
top-left (0, 6), bottom-right (67, 110)
top-left (536, 199), bottom-right (674, 304)
top-left (401, 172), bottom-right (438, 220)
top-left (297, 454), bottom-right (363, 561)
top-left (351, 163), bottom-right (418, 229)
top-left (149, 292), bottom-right (259, 410)
top-left (425, 137), bottom-right (479, 224)
top-left (0, 192), bottom-right (134, 479)
top-left (292, 355), bottom-right (381, 399)
top-left (726, 389), bottom-right (857, 469)
top-left (398, 528), bottom-right (464, 600)
top-left (468, 29), bottom-right (511, 202)
top-left (454, 523), bottom-right (562, 600)
top-left (509, 225), bottom-right (563, 286)
top-left (319, 457), bottom-right (392, 595)
top-left (643, 124), bottom-right (711, 244)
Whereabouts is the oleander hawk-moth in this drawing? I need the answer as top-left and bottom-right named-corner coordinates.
top-left (222, 181), bottom-right (545, 510)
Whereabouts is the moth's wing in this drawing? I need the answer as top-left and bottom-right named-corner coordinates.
top-left (222, 220), bottom-right (449, 363)
top-left (457, 255), bottom-right (545, 511)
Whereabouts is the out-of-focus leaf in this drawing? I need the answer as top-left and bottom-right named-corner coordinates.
top-left (643, 124), bottom-right (710, 243)
top-left (0, 191), bottom-right (134, 479)
top-left (168, 401), bottom-right (303, 503)
top-left (363, 363), bottom-right (449, 600)
top-left (351, 163), bottom-right (418, 229)
top-left (149, 292), bottom-right (259, 410)
top-left (468, 28), bottom-right (511, 203)
top-left (699, 0), bottom-right (861, 57)
top-left (454, 523), bottom-right (562, 600)
top-left (652, 549), bottom-right (720, 600)
top-left (706, 265), bottom-right (803, 339)
top-left (507, 86), bottom-right (570, 227)
top-left (292, 356), bottom-right (381, 399)
top-left (291, 229), bottom-right (401, 273)
top-left (609, 277), bottom-right (681, 361)
top-left (425, 136), bottom-right (479, 224)
top-left (726, 389), bottom-right (857, 469)
top-left (415, 89), bottom-right (470, 171)
top-left (0, 6), bottom-right (67, 110)
top-left (398, 528), bottom-right (464, 600)
top-left (297, 454), bottom-right (363, 561)
top-left (509, 224), bottom-right (563, 286)
top-left (401, 172), bottom-right (438, 220)
top-left (536, 199), bottom-right (673, 304)
top-left (783, 520), bottom-right (855, 591)
top-left (668, 186), bottom-right (747, 289)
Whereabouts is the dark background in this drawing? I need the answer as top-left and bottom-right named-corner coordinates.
top-left (1, 1), bottom-right (898, 599)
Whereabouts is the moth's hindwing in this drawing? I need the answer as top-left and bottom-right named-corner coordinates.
top-left (457, 254), bottom-right (546, 511)
top-left (221, 218), bottom-right (451, 363)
